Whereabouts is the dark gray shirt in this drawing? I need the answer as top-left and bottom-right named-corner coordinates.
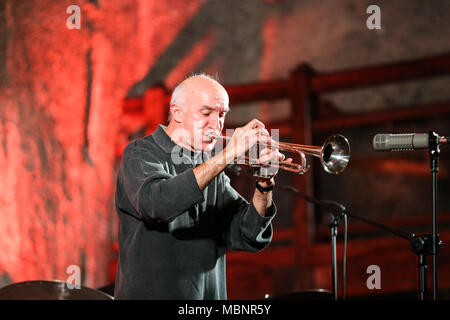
top-left (114, 125), bottom-right (276, 300)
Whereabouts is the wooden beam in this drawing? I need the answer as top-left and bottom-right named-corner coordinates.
top-left (225, 79), bottom-right (289, 104)
top-left (313, 102), bottom-right (450, 132)
top-left (224, 120), bottom-right (292, 136)
top-left (289, 64), bottom-right (317, 289)
top-left (224, 54), bottom-right (450, 105)
top-left (310, 54), bottom-right (450, 93)
top-left (349, 157), bottom-right (449, 177)
top-left (127, 54), bottom-right (450, 114)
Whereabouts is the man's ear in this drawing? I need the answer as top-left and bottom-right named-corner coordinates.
top-left (169, 103), bottom-right (183, 123)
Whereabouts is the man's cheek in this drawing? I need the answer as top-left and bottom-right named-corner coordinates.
top-left (192, 114), bottom-right (204, 122)
top-left (193, 119), bottom-right (207, 132)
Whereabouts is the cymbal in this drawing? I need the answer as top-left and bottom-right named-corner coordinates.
top-left (0, 280), bottom-right (113, 300)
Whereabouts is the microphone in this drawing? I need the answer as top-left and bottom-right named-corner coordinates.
top-left (373, 133), bottom-right (448, 151)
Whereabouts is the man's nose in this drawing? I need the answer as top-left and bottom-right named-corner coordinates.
top-left (208, 113), bottom-right (222, 131)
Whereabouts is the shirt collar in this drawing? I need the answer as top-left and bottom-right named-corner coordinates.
top-left (151, 124), bottom-right (178, 154)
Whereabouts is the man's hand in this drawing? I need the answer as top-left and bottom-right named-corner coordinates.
top-left (253, 141), bottom-right (294, 181)
top-left (221, 119), bottom-right (271, 164)
top-left (254, 148), bottom-right (293, 190)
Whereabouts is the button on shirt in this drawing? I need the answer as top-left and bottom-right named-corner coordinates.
top-left (114, 125), bottom-right (276, 299)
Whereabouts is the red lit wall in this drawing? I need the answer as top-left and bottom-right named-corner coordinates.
top-left (0, 0), bottom-right (203, 289)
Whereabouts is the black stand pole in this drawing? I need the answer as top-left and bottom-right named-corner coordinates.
top-left (411, 234), bottom-right (443, 300)
top-left (329, 213), bottom-right (343, 300)
top-left (322, 209), bottom-right (345, 300)
top-left (418, 254), bottom-right (427, 300)
top-left (273, 184), bottom-right (347, 300)
top-left (330, 218), bottom-right (338, 300)
top-left (429, 131), bottom-right (441, 300)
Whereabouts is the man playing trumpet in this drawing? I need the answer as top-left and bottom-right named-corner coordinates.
top-left (114, 73), bottom-right (290, 299)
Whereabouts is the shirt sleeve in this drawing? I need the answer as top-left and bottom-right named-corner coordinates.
top-left (117, 143), bottom-right (205, 222)
top-left (218, 172), bottom-right (276, 252)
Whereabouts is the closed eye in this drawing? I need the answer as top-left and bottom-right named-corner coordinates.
top-left (201, 107), bottom-right (228, 118)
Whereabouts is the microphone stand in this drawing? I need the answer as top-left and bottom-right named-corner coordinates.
top-left (226, 164), bottom-right (444, 300)
top-left (285, 130), bottom-right (446, 299)
top-left (275, 184), bottom-right (345, 301)
top-left (278, 186), bottom-right (446, 300)
top-left (281, 183), bottom-right (443, 300)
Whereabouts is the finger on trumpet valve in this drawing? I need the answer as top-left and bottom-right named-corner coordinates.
top-left (255, 127), bottom-right (270, 138)
top-left (255, 148), bottom-right (282, 166)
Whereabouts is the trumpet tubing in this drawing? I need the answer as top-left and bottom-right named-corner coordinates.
top-left (211, 133), bottom-right (350, 175)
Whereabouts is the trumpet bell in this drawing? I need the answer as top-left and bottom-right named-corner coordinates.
top-left (321, 134), bottom-right (350, 175)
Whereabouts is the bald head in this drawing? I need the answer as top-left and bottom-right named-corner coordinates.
top-left (170, 74), bottom-right (228, 110)
top-left (166, 74), bottom-right (229, 151)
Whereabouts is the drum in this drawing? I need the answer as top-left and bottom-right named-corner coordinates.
top-left (0, 280), bottom-right (113, 300)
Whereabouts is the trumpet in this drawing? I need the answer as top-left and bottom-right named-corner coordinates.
top-left (210, 133), bottom-right (350, 175)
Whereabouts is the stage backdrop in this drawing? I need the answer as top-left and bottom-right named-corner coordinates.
top-left (1, 0), bottom-right (450, 298)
